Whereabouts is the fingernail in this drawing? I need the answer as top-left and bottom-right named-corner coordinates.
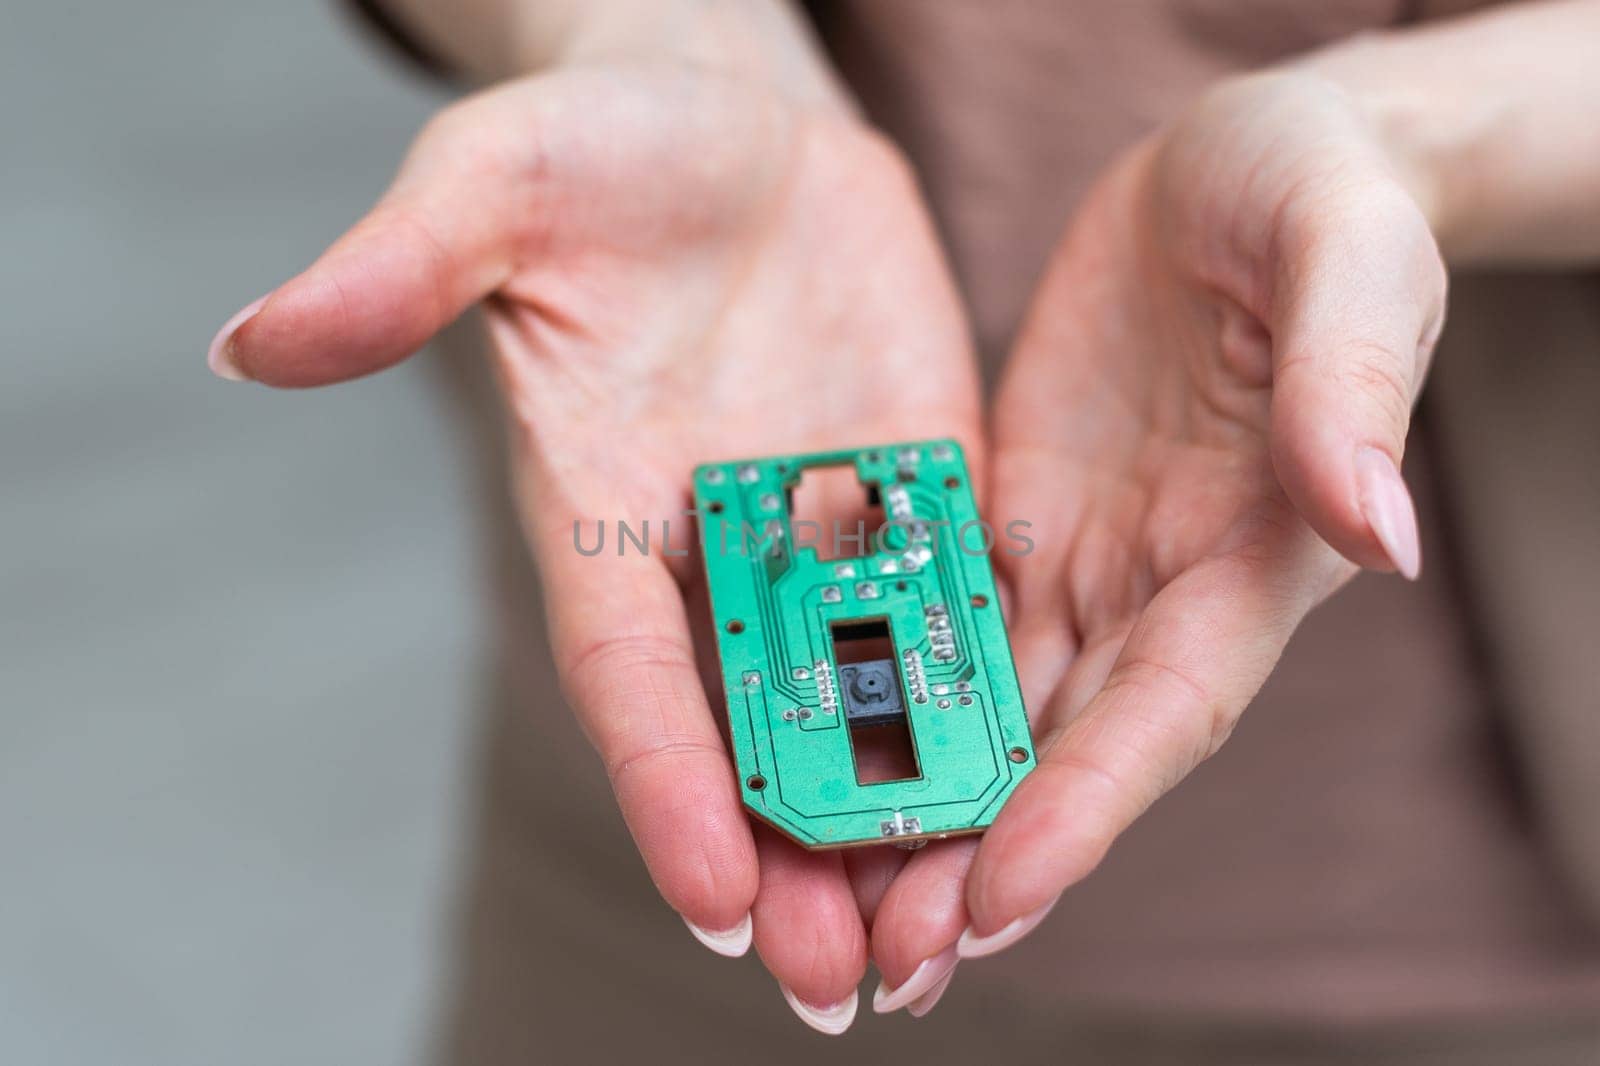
top-left (1355, 447), bottom-right (1421, 580)
top-left (207, 294), bottom-right (268, 381)
top-left (780, 985), bottom-right (858, 1036)
top-left (957, 896), bottom-right (1058, 959)
top-left (873, 942), bottom-right (959, 1013)
top-left (682, 912), bottom-right (752, 958)
top-left (906, 967), bottom-right (956, 1018)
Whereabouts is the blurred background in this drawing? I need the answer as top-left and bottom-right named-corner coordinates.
top-left (2, 3), bottom-right (475, 1063)
top-left (9, 2), bottom-right (1600, 1063)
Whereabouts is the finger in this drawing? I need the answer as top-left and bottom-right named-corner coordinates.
top-left (207, 88), bottom-right (545, 386)
top-left (843, 846), bottom-right (909, 927)
top-left (868, 620), bottom-right (1126, 985)
top-left (751, 828), bottom-right (868, 1035)
top-left (1050, 617), bottom-right (1136, 725)
top-left (988, 449), bottom-right (1084, 712)
top-left (868, 838), bottom-right (975, 1014)
top-left (1267, 183), bottom-right (1447, 579)
top-left (961, 538), bottom-right (1330, 956)
top-left (989, 567), bottom-right (1071, 719)
top-left (869, 623), bottom-right (1125, 1010)
top-left (539, 544), bottom-right (760, 952)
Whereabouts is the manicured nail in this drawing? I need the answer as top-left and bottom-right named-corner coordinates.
top-left (682, 912), bottom-right (752, 958)
top-left (957, 896), bottom-right (1058, 959)
top-left (1355, 447), bottom-right (1421, 580)
top-left (207, 294), bottom-right (268, 381)
top-left (906, 967), bottom-right (956, 1018)
top-left (873, 943), bottom-right (959, 1013)
top-left (780, 985), bottom-right (858, 1035)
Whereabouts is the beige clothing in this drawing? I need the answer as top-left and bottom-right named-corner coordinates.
top-left (421, 1), bottom-right (1600, 1061)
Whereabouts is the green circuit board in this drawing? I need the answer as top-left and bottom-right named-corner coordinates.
top-left (695, 440), bottom-right (1035, 850)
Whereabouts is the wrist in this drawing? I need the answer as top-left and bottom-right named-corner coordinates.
top-left (1294, 39), bottom-right (1476, 261)
top-left (374, 0), bottom-right (852, 117)
top-left (547, 0), bottom-right (853, 116)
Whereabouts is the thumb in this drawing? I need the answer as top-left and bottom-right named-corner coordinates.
top-left (1267, 186), bottom-right (1447, 579)
top-left (207, 90), bottom-right (551, 387)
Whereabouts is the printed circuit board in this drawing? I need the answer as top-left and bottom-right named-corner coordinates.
top-left (695, 441), bottom-right (1034, 849)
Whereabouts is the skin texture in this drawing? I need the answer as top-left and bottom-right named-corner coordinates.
top-left (211, 62), bottom-right (980, 1020)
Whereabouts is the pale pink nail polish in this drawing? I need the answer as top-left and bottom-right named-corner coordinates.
top-left (957, 896), bottom-right (1058, 959)
top-left (780, 985), bottom-right (858, 1035)
top-left (906, 968), bottom-right (956, 1018)
top-left (1355, 447), bottom-right (1421, 580)
top-left (872, 943), bottom-right (959, 1013)
top-left (682, 913), bottom-right (752, 958)
top-left (206, 294), bottom-right (268, 382)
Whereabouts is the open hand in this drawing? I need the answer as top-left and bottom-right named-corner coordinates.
top-left (868, 70), bottom-right (1446, 993)
top-left (208, 61), bottom-right (980, 1029)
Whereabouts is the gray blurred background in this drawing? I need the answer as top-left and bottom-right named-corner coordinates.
top-left (2, 3), bottom-right (477, 1063)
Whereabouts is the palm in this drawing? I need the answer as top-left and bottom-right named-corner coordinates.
top-left (991, 141), bottom-right (1340, 726)
top-left (485, 67), bottom-right (977, 557)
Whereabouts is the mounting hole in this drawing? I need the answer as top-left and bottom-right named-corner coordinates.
top-left (1007, 747), bottom-right (1028, 764)
top-left (943, 475), bottom-right (961, 489)
top-left (746, 774), bottom-right (767, 790)
top-left (971, 594), bottom-right (989, 609)
top-left (706, 500), bottom-right (724, 514)
top-left (725, 619), bottom-right (745, 634)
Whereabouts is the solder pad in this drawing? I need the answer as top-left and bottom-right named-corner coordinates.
top-left (695, 441), bottom-right (1035, 849)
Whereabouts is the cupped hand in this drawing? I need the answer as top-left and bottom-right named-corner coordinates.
top-left (209, 63), bottom-right (980, 1028)
top-left (868, 70), bottom-right (1446, 990)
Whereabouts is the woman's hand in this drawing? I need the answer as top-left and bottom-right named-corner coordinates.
top-left (208, 58), bottom-right (979, 1029)
top-left (868, 69), bottom-right (1449, 991)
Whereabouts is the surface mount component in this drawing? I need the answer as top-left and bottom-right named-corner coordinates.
top-left (695, 440), bottom-right (1035, 849)
top-left (839, 657), bottom-right (905, 728)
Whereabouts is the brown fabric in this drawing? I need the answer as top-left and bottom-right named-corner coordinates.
top-left (1427, 271), bottom-right (1600, 920)
top-left (419, 0), bottom-right (1600, 1059)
